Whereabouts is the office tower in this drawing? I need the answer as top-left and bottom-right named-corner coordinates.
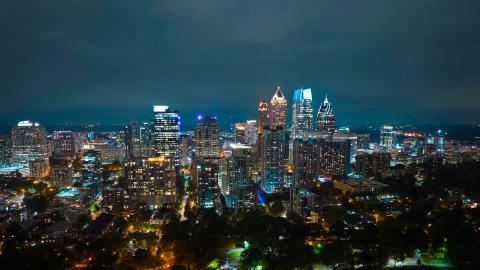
top-left (434, 129), bottom-right (445, 153)
top-left (29, 159), bottom-right (48, 178)
top-left (125, 122), bottom-right (153, 160)
top-left (125, 157), bottom-right (176, 208)
top-left (125, 125), bottom-right (134, 159)
top-left (49, 155), bottom-right (73, 187)
top-left (318, 139), bottom-right (351, 177)
top-left (293, 138), bottom-right (320, 189)
top-left (179, 133), bottom-right (193, 167)
top-left (291, 88), bottom-right (313, 138)
top-left (316, 94), bottom-right (336, 133)
top-left (194, 115), bottom-right (220, 159)
top-left (270, 86), bottom-right (287, 129)
top-left (53, 131), bottom-right (76, 158)
top-left (0, 135), bottom-right (10, 164)
top-left (234, 123), bottom-right (247, 144)
top-left (11, 121), bottom-right (48, 164)
top-left (257, 99), bottom-right (269, 135)
top-left (244, 120), bottom-right (258, 146)
top-left (193, 158), bottom-right (220, 209)
top-left (153, 106), bottom-right (180, 164)
top-left (356, 133), bottom-right (371, 150)
top-left (355, 153), bottom-right (391, 178)
top-left (261, 129), bottom-right (290, 193)
top-left (380, 125), bottom-right (395, 151)
top-left (226, 144), bottom-right (255, 194)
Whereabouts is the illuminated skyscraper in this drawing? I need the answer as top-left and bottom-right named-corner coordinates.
top-left (194, 115), bottom-right (220, 159)
top-left (257, 99), bottom-right (269, 135)
top-left (244, 120), bottom-right (258, 146)
top-left (153, 106), bottom-right (180, 163)
top-left (293, 136), bottom-right (351, 186)
top-left (11, 120), bottom-right (48, 164)
top-left (234, 123), bottom-right (247, 144)
top-left (53, 131), bottom-right (76, 158)
top-left (0, 135), bottom-right (11, 164)
top-left (434, 130), bottom-right (445, 153)
top-left (270, 86), bottom-right (287, 130)
top-left (293, 138), bottom-right (320, 189)
top-left (125, 157), bottom-right (177, 208)
top-left (291, 88), bottom-right (313, 138)
top-left (316, 94), bottom-right (335, 133)
top-left (261, 129), bottom-right (290, 193)
top-left (226, 144), bottom-right (255, 194)
top-left (125, 122), bottom-right (153, 160)
top-left (193, 158), bottom-right (221, 209)
top-left (318, 139), bottom-right (351, 177)
top-left (380, 125), bottom-right (395, 151)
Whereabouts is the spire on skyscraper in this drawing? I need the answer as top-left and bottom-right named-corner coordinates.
top-left (270, 86), bottom-right (287, 130)
top-left (316, 93), bottom-right (335, 133)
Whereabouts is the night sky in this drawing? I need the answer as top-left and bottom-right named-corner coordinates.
top-left (1, 0), bottom-right (480, 128)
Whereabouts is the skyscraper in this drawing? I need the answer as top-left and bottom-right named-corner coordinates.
top-left (293, 138), bottom-right (320, 189)
top-left (316, 94), bottom-right (336, 133)
top-left (291, 88), bottom-right (313, 138)
top-left (125, 157), bottom-right (177, 208)
top-left (11, 121), bottom-right (48, 165)
top-left (244, 120), bottom-right (258, 146)
top-left (0, 135), bottom-right (11, 164)
top-left (193, 158), bottom-right (220, 209)
top-left (257, 99), bottom-right (269, 135)
top-left (261, 129), bottom-right (290, 193)
top-left (318, 139), bottom-right (351, 177)
top-left (270, 86), bottom-right (287, 130)
top-left (234, 122), bottom-right (247, 144)
top-left (153, 106), bottom-right (180, 163)
top-left (434, 129), bottom-right (445, 153)
top-left (380, 125), bottom-right (395, 151)
top-left (226, 144), bottom-right (255, 194)
top-left (125, 122), bottom-right (153, 160)
top-left (194, 115), bottom-right (220, 159)
top-left (53, 131), bottom-right (76, 158)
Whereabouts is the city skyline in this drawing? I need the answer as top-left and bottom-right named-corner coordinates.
top-left (2, 1), bottom-right (480, 126)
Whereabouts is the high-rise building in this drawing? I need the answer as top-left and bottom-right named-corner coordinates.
top-left (49, 156), bottom-right (73, 187)
top-left (234, 123), bottom-right (247, 144)
top-left (293, 138), bottom-right (320, 189)
top-left (0, 135), bottom-right (11, 164)
top-left (318, 139), bottom-right (351, 177)
top-left (29, 159), bottom-right (49, 178)
top-left (226, 144), bottom-right (255, 195)
top-left (291, 88), bottom-right (313, 138)
top-left (356, 134), bottom-right (371, 150)
top-left (316, 94), bottom-right (335, 133)
top-left (193, 158), bottom-right (221, 209)
top-left (380, 125), bottom-right (395, 151)
top-left (270, 86), bottom-right (287, 130)
top-left (179, 133), bottom-right (193, 167)
top-left (434, 129), bottom-right (445, 153)
top-left (153, 106), bottom-right (180, 164)
top-left (53, 131), bottom-right (76, 158)
top-left (125, 157), bottom-right (176, 208)
top-left (355, 153), bottom-right (391, 178)
top-left (125, 122), bottom-right (153, 160)
top-left (244, 120), bottom-right (258, 146)
top-left (257, 99), bottom-right (269, 135)
top-left (194, 115), bottom-right (220, 159)
top-left (11, 121), bottom-right (48, 165)
top-left (261, 129), bottom-right (290, 193)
